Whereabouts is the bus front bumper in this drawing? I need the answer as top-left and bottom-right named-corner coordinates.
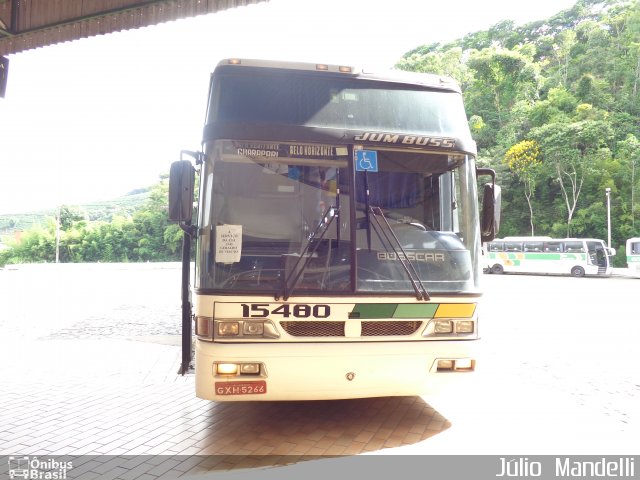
top-left (195, 340), bottom-right (478, 401)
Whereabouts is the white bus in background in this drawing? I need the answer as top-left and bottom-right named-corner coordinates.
top-left (485, 237), bottom-right (614, 277)
top-left (626, 237), bottom-right (640, 278)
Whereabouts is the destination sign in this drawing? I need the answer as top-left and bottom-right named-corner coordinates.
top-left (232, 142), bottom-right (348, 160)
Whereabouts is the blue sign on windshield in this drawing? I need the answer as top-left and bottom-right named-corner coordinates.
top-left (355, 150), bottom-right (378, 172)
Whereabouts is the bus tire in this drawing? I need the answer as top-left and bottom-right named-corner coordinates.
top-left (571, 266), bottom-right (585, 277)
top-left (491, 264), bottom-right (504, 274)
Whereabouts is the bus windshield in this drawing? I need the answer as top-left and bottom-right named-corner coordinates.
top-left (196, 140), bottom-right (479, 295)
top-left (207, 66), bottom-right (470, 135)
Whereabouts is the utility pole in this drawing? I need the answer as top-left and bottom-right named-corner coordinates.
top-left (605, 188), bottom-right (611, 249)
top-left (56, 205), bottom-right (60, 263)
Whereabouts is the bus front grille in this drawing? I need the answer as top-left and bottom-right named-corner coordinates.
top-left (279, 321), bottom-right (423, 337)
top-left (362, 321), bottom-right (422, 336)
top-left (280, 321), bottom-right (344, 337)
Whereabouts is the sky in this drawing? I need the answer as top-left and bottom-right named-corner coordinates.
top-left (0, 0), bottom-right (577, 215)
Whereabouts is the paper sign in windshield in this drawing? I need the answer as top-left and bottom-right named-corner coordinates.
top-left (216, 225), bottom-right (242, 263)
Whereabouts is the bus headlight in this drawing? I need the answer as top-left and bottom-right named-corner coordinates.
top-left (218, 321), bottom-right (240, 336)
top-left (243, 322), bottom-right (264, 336)
top-left (422, 318), bottom-right (477, 338)
top-left (240, 363), bottom-right (261, 374)
top-left (437, 359), bottom-right (454, 371)
top-left (434, 319), bottom-right (454, 334)
top-left (214, 362), bottom-right (264, 377)
top-left (213, 320), bottom-right (280, 339)
top-left (454, 358), bottom-right (474, 370)
top-left (435, 358), bottom-right (475, 372)
top-left (456, 320), bottom-right (475, 334)
top-left (216, 363), bottom-right (239, 375)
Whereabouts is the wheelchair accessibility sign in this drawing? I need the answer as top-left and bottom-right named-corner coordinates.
top-left (355, 150), bottom-right (378, 172)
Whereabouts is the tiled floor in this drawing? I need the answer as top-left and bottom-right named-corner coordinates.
top-left (0, 336), bottom-right (451, 477)
top-left (4, 265), bottom-right (635, 478)
top-left (0, 265), bottom-right (455, 478)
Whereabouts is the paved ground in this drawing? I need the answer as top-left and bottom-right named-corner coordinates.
top-left (0, 264), bottom-right (455, 478)
top-left (0, 263), bottom-right (637, 479)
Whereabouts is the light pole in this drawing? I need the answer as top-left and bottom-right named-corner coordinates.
top-left (56, 205), bottom-right (61, 263)
top-left (605, 188), bottom-right (611, 249)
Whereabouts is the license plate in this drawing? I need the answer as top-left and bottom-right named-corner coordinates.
top-left (215, 380), bottom-right (267, 396)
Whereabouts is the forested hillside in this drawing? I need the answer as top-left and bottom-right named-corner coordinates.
top-left (397, 0), bottom-right (639, 264)
top-left (0, 191), bottom-right (149, 235)
top-left (0, 179), bottom-right (182, 264)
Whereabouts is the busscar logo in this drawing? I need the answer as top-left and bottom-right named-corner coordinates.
top-left (8, 457), bottom-right (73, 479)
top-left (377, 252), bottom-right (445, 263)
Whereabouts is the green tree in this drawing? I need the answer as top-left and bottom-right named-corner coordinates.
top-left (532, 117), bottom-right (613, 236)
top-left (395, 0), bottom-right (639, 243)
top-left (58, 205), bottom-right (85, 230)
top-left (528, 87), bottom-right (577, 127)
top-left (465, 47), bottom-right (540, 134)
top-left (0, 175), bottom-right (181, 266)
top-left (552, 29), bottom-right (577, 87)
top-left (617, 134), bottom-right (640, 229)
top-left (504, 140), bottom-right (543, 235)
top-left (0, 225), bottom-right (55, 264)
top-left (396, 46), bottom-right (473, 87)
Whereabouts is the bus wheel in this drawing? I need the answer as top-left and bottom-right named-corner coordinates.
top-left (571, 266), bottom-right (585, 277)
top-left (491, 264), bottom-right (504, 274)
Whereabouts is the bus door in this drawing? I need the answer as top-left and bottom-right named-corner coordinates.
top-left (587, 241), bottom-right (607, 269)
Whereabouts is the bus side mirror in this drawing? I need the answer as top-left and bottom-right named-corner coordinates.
top-left (168, 160), bottom-right (195, 223)
top-left (480, 183), bottom-right (501, 243)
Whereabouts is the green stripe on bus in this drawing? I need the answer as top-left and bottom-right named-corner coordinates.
top-left (491, 253), bottom-right (587, 261)
top-left (351, 304), bottom-right (440, 319)
top-left (393, 304), bottom-right (439, 318)
top-left (351, 304), bottom-right (399, 318)
top-left (523, 253), bottom-right (561, 260)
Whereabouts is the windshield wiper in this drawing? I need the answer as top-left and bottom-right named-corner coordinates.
top-left (280, 205), bottom-right (338, 301)
top-left (369, 206), bottom-right (430, 301)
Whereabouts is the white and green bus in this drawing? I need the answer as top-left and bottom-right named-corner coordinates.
top-left (168, 59), bottom-right (500, 401)
top-left (485, 236), bottom-right (613, 277)
top-left (626, 237), bottom-right (640, 278)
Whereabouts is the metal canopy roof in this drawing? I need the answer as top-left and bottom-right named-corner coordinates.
top-left (0, 0), bottom-right (269, 57)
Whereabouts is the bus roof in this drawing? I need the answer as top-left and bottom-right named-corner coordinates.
top-left (502, 236), bottom-right (552, 241)
top-left (214, 58), bottom-right (462, 94)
